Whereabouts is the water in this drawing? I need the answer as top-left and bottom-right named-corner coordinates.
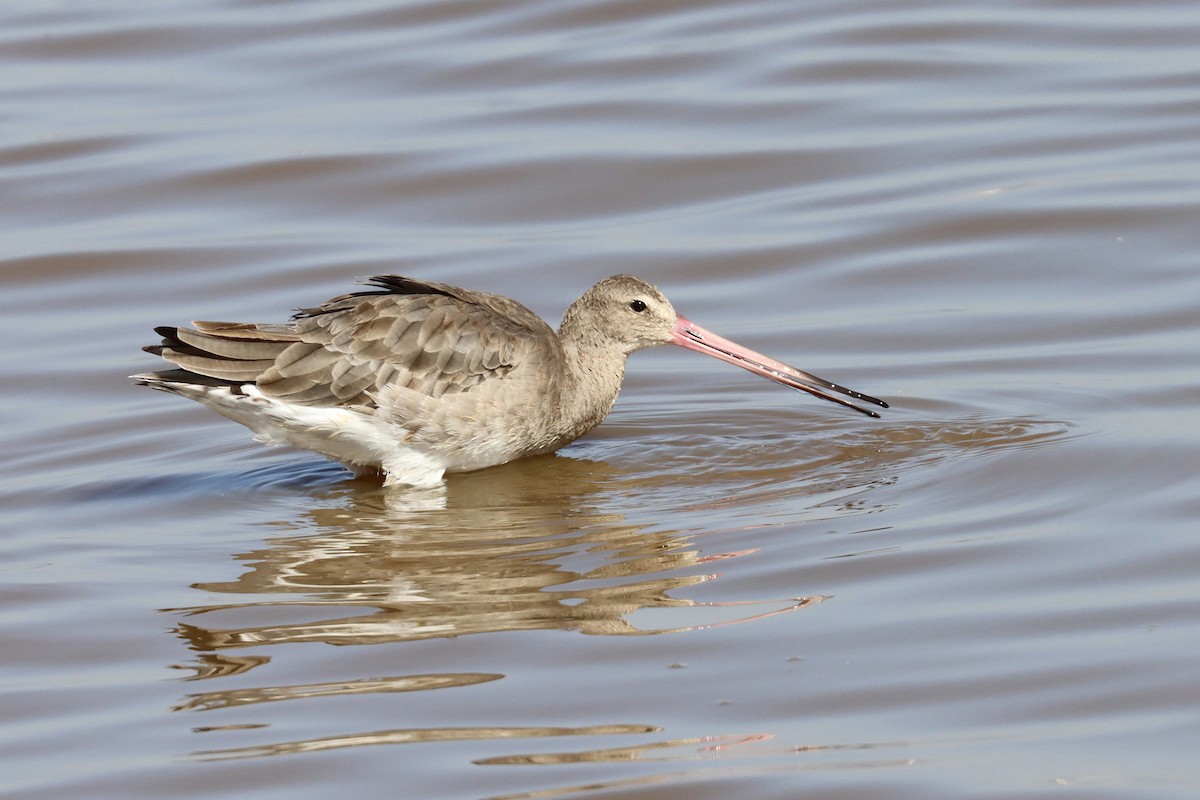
top-left (2, 1), bottom-right (1198, 798)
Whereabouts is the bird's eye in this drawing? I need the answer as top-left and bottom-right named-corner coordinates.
top-left (629, 300), bottom-right (648, 313)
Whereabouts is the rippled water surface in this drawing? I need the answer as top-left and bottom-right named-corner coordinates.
top-left (3, 1), bottom-right (1198, 798)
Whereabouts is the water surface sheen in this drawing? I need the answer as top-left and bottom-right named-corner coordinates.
top-left (2, 1), bottom-right (1198, 798)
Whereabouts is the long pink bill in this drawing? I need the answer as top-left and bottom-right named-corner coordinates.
top-left (671, 316), bottom-right (889, 419)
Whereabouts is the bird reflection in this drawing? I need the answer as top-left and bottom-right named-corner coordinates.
top-left (167, 453), bottom-right (827, 763)
top-left (164, 416), bottom-right (1068, 769)
top-left (169, 454), bottom-right (818, 653)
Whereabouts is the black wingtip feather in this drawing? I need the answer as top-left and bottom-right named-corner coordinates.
top-left (291, 275), bottom-right (459, 320)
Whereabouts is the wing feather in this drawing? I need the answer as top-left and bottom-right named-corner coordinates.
top-left (143, 275), bottom-right (557, 410)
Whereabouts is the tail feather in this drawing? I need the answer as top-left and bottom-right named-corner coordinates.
top-left (144, 322), bottom-right (299, 385)
top-left (191, 320), bottom-right (300, 340)
top-left (171, 326), bottom-right (291, 361)
top-left (131, 369), bottom-right (245, 398)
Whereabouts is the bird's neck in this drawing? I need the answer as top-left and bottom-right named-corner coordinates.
top-left (555, 324), bottom-right (630, 437)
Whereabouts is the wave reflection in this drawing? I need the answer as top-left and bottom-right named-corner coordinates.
top-left (167, 457), bottom-right (821, 651)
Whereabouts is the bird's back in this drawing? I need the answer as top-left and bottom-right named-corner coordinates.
top-left (136, 276), bottom-right (577, 485)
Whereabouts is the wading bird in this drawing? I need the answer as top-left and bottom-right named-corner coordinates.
top-left (135, 275), bottom-right (886, 486)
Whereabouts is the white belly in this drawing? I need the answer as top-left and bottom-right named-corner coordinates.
top-left (188, 384), bottom-right (465, 488)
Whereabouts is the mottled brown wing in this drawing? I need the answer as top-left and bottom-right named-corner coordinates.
top-left (147, 276), bottom-right (557, 408)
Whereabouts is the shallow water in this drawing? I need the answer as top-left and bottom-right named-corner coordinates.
top-left (2, 1), bottom-right (1198, 798)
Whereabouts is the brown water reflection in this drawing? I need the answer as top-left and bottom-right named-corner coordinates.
top-left (193, 723), bottom-right (663, 762)
top-left (164, 451), bottom-right (834, 768)
top-left (160, 414), bottom-right (1067, 774)
top-left (483, 760), bottom-right (919, 800)
top-left (175, 672), bottom-right (503, 713)
top-left (169, 457), bottom-right (821, 651)
top-left (165, 415), bottom-right (1064, 656)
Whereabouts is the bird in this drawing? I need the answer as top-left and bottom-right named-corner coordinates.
top-left (134, 274), bottom-right (887, 487)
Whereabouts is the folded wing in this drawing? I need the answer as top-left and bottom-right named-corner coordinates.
top-left (144, 275), bottom-right (556, 408)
